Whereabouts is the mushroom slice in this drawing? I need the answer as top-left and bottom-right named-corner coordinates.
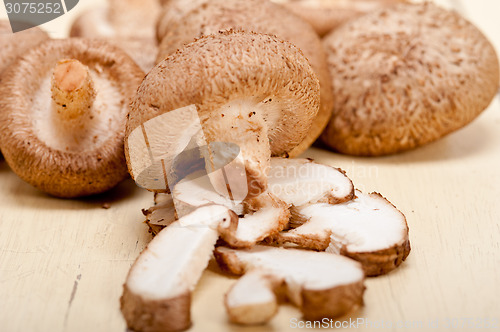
top-left (121, 205), bottom-right (238, 332)
top-left (268, 157), bottom-right (354, 207)
top-left (321, 2), bottom-right (499, 156)
top-left (270, 0), bottom-right (406, 36)
top-left (172, 170), bottom-right (245, 217)
top-left (126, 31), bottom-right (320, 198)
top-left (219, 193), bottom-right (290, 249)
top-left (145, 179), bottom-right (290, 245)
top-left (273, 191), bottom-right (410, 276)
top-left (0, 38), bottom-right (144, 198)
top-left (174, 174), bottom-right (289, 247)
top-left (215, 245), bottom-right (365, 323)
top-left (143, 174), bottom-right (289, 247)
top-left (142, 193), bottom-right (177, 236)
top-left (156, 0), bottom-right (332, 158)
top-left (224, 269), bottom-right (282, 325)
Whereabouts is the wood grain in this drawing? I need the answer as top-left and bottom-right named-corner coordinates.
top-left (1, 1), bottom-right (499, 331)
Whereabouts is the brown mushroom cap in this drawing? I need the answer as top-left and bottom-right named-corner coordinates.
top-left (271, 0), bottom-right (406, 37)
top-left (0, 38), bottom-right (144, 197)
top-left (126, 31), bottom-right (320, 198)
top-left (156, 0), bottom-right (209, 41)
top-left (321, 2), bottom-right (500, 156)
top-left (0, 21), bottom-right (49, 158)
top-left (156, 0), bottom-right (334, 158)
top-left (69, 0), bottom-right (160, 72)
top-left (0, 21), bottom-right (49, 76)
top-left (70, 0), bottom-right (160, 39)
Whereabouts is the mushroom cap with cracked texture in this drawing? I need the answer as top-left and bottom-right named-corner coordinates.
top-left (0, 38), bottom-right (144, 198)
top-left (156, 0), bottom-right (333, 158)
top-left (321, 2), bottom-right (500, 156)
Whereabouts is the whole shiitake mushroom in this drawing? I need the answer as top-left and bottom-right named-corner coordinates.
top-left (156, 0), bottom-right (334, 158)
top-left (0, 38), bottom-right (144, 197)
top-left (321, 2), bottom-right (499, 156)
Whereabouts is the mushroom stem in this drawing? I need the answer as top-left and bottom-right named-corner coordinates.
top-left (51, 59), bottom-right (97, 147)
top-left (52, 59), bottom-right (96, 120)
top-left (202, 100), bottom-right (271, 200)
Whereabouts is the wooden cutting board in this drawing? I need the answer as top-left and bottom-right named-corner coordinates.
top-left (1, 0), bottom-right (499, 331)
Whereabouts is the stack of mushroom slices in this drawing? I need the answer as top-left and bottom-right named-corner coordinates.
top-left (122, 157), bottom-right (410, 331)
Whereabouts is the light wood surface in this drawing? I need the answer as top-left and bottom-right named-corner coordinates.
top-left (1, 1), bottom-right (499, 332)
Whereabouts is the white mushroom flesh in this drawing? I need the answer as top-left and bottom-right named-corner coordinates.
top-left (233, 207), bottom-right (285, 244)
top-left (201, 98), bottom-right (283, 197)
top-left (225, 269), bottom-right (279, 325)
top-left (173, 170), bottom-right (244, 216)
top-left (268, 158), bottom-right (354, 207)
top-left (127, 205), bottom-right (234, 301)
top-left (219, 193), bottom-right (290, 247)
top-left (217, 245), bottom-right (364, 293)
top-left (288, 191), bottom-right (408, 253)
top-left (33, 61), bottom-right (124, 153)
top-left (147, 188), bottom-right (288, 247)
top-left (226, 269), bottom-right (279, 307)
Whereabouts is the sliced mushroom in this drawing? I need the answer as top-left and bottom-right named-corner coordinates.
top-left (144, 156), bottom-right (354, 238)
top-left (224, 269), bottom-right (282, 325)
top-left (271, 191), bottom-right (410, 276)
top-left (0, 39), bottom-right (144, 197)
top-left (143, 193), bottom-right (177, 236)
top-left (172, 170), bottom-right (245, 217)
top-left (126, 31), bottom-right (320, 199)
top-left (146, 173), bottom-right (290, 247)
top-left (219, 193), bottom-right (290, 249)
top-left (271, 0), bottom-right (406, 36)
top-left (121, 205), bottom-right (238, 332)
top-left (268, 158), bottom-right (354, 229)
top-left (70, 0), bottom-right (160, 72)
top-left (215, 245), bottom-right (365, 323)
top-left (155, 0), bottom-right (333, 158)
top-left (321, 2), bottom-right (500, 156)
top-left (269, 158), bottom-right (354, 207)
